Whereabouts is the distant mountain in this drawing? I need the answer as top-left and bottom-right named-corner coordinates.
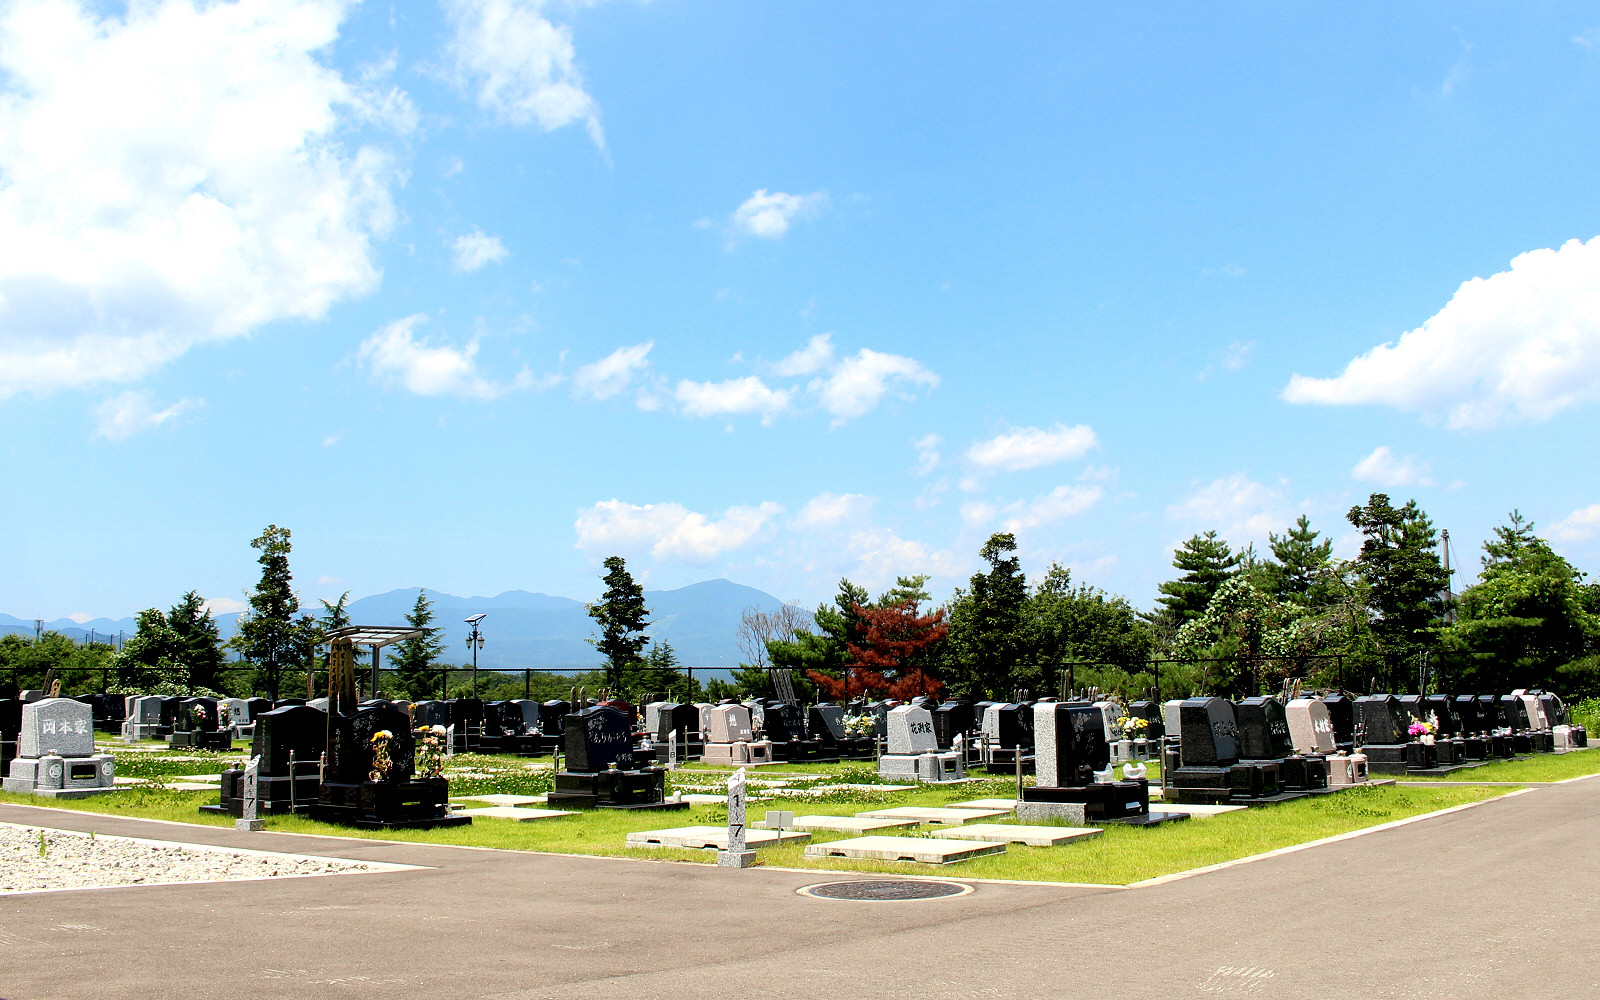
top-left (1, 579), bottom-right (789, 670)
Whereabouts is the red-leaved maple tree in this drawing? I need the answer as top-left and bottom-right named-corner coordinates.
top-left (808, 599), bottom-right (948, 700)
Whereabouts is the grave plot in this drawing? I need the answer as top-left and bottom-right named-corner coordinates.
top-left (804, 836), bottom-right (1006, 865)
top-left (0, 823), bottom-right (407, 894)
top-left (625, 825), bottom-right (811, 850)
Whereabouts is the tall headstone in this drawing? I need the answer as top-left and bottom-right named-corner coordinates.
top-left (1019, 701), bottom-right (1146, 824)
top-left (548, 705), bottom-right (676, 811)
top-left (1235, 697), bottom-right (1293, 760)
top-left (1286, 697), bottom-right (1336, 754)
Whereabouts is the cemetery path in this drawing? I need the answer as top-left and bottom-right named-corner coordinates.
top-left (2, 779), bottom-right (1598, 1000)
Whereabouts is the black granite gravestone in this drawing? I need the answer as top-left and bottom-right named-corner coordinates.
top-left (539, 700), bottom-right (569, 737)
top-left (1354, 695), bottom-right (1405, 745)
top-left (1425, 694), bottom-right (1458, 734)
top-left (413, 701), bottom-right (449, 728)
top-left (932, 700), bottom-right (973, 749)
top-left (202, 705), bottom-right (326, 817)
top-left (810, 703), bottom-right (847, 742)
top-left (1127, 700), bottom-right (1166, 742)
top-left (0, 699), bottom-right (20, 775)
top-left (310, 704), bottom-right (464, 829)
top-left (1167, 697), bottom-right (1279, 803)
top-left (547, 705), bottom-right (682, 811)
top-left (171, 697), bottom-right (232, 749)
top-left (1320, 693), bottom-right (1355, 751)
top-left (1022, 702), bottom-right (1152, 822)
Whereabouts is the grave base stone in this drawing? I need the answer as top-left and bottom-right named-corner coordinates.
top-left (877, 751), bottom-right (965, 782)
top-left (548, 768), bottom-right (687, 810)
top-left (310, 776), bottom-right (470, 830)
top-left (1019, 779), bottom-right (1149, 824)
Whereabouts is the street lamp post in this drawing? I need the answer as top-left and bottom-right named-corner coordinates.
top-left (465, 614), bottom-right (487, 698)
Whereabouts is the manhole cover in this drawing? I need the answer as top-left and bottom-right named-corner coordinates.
top-left (798, 880), bottom-right (971, 901)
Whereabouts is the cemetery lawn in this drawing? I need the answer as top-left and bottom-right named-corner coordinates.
top-left (0, 760), bottom-right (1515, 886)
top-left (1395, 748), bottom-right (1600, 784)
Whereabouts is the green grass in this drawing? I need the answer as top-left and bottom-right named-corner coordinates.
top-left (0, 752), bottom-right (1512, 885)
top-left (1396, 747), bottom-right (1600, 784)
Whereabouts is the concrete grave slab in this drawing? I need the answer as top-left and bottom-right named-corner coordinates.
top-left (930, 823), bottom-right (1102, 847)
top-left (1148, 802), bottom-right (1248, 818)
top-left (458, 794), bottom-right (545, 806)
top-left (455, 807), bottom-right (578, 821)
top-left (856, 806), bottom-right (1010, 825)
top-left (758, 815), bottom-right (919, 834)
top-left (625, 825), bottom-right (811, 850)
top-left (803, 835), bottom-right (1006, 864)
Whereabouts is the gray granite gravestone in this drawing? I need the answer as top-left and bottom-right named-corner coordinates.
top-left (4, 698), bottom-right (115, 797)
top-left (1285, 697), bottom-right (1336, 754)
top-left (877, 705), bottom-right (964, 782)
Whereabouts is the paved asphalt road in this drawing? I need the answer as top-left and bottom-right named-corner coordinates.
top-left (2, 779), bottom-right (1597, 1000)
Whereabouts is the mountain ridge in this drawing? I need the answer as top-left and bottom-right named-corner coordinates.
top-left (0, 579), bottom-right (788, 669)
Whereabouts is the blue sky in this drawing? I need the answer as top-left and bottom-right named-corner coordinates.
top-left (5, 1), bottom-right (1600, 622)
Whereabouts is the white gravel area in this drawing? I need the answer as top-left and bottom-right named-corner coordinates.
top-left (0, 823), bottom-right (402, 894)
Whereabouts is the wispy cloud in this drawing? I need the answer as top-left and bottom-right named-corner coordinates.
top-left (729, 189), bottom-right (826, 241)
top-left (451, 229), bottom-right (509, 272)
top-left (967, 424), bottom-right (1097, 472)
top-left (358, 314), bottom-right (531, 400)
top-left (92, 391), bottom-right (202, 440)
top-left (1351, 445), bottom-right (1434, 488)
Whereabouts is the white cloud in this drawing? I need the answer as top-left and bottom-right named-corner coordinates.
top-left (674, 376), bottom-right (792, 424)
top-left (843, 526), bottom-right (962, 591)
top-left (575, 499), bottom-right (783, 562)
top-left (771, 333), bottom-right (835, 377)
top-left (444, 0), bottom-right (603, 145)
top-left (1201, 263), bottom-right (1247, 279)
top-left (913, 433), bottom-right (942, 476)
top-left (1167, 473), bottom-right (1294, 546)
top-left (451, 229), bottom-right (509, 272)
top-left (1351, 446), bottom-right (1434, 488)
top-left (315, 575), bottom-right (344, 587)
top-left (967, 424), bottom-right (1098, 472)
top-left (202, 597), bottom-right (246, 616)
top-left (730, 189), bottom-right (826, 239)
top-left (1576, 29), bottom-right (1600, 50)
top-left (92, 391), bottom-right (201, 440)
top-left (959, 485), bottom-right (1103, 533)
top-left (999, 485), bottom-right (1105, 533)
top-left (0, 0), bottom-right (406, 398)
top-left (358, 314), bottom-right (529, 400)
top-left (811, 348), bottom-right (938, 424)
top-left (791, 492), bottom-right (876, 530)
top-left (574, 342), bottom-right (652, 400)
top-left (1283, 236), bottom-right (1600, 429)
top-left (1551, 504), bottom-right (1600, 544)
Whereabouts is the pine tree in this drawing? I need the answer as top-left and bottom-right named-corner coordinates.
top-left (230, 525), bottom-right (317, 699)
top-left (1156, 531), bottom-right (1240, 626)
top-left (786, 578), bottom-right (868, 699)
top-left (1347, 494), bottom-right (1450, 687)
top-left (587, 556), bottom-right (651, 689)
top-left (167, 590), bottom-right (225, 692)
top-left (392, 590), bottom-right (446, 699)
top-left (1267, 515), bottom-right (1334, 606)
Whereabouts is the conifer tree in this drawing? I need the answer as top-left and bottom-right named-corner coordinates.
top-left (393, 590), bottom-right (446, 699)
top-left (1156, 531), bottom-right (1240, 626)
top-left (587, 556), bottom-right (651, 689)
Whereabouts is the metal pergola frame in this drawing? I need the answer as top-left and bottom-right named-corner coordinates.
top-left (322, 626), bottom-right (427, 703)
